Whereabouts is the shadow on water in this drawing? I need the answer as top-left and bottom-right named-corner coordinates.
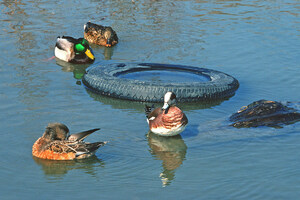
top-left (147, 132), bottom-right (187, 187)
top-left (181, 124), bottom-right (201, 138)
top-left (33, 156), bottom-right (105, 179)
top-left (85, 89), bottom-right (229, 112)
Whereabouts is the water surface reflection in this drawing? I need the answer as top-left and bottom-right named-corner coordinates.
top-left (33, 156), bottom-right (105, 179)
top-left (56, 59), bottom-right (91, 84)
top-left (147, 132), bottom-right (187, 187)
top-left (89, 43), bottom-right (115, 60)
top-left (85, 89), bottom-right (228, 112)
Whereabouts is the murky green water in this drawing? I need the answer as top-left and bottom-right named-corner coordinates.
top-left (1, 0), bottom-right (300, 199)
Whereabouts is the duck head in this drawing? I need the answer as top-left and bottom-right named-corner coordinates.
top-left (55, 36), bottom-right (95, 64)
top-left (162, 92), bottom-right (177, 114)
top-left (42, 122), bottom-right (70, 141)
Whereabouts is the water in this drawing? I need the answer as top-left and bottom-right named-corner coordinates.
top-left (0, 0), bottom-right (299, 199)
top-left (118, 70), bottom-right (210, 83)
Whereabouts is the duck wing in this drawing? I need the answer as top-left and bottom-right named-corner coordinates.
top-left (46, 140), bottom-right (106, 156)
top-left (68, 128), bottom-right (100, 142)
top-left (73, 141), bottom-right (107, 157)
top-left (146, 106), bottom-right (163, 120)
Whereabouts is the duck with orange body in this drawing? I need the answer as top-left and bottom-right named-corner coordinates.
top-left (145, 92), bottom-right (188, 136)
top-left (32, 123), bottom-right (107, 160)
top-left (84, 22), bottom-right (118, 47)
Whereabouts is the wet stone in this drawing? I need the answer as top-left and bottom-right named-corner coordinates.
top-left (230, 100), bottom-right (300, 128)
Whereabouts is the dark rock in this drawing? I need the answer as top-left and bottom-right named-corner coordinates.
top-left (230, 100), bottom-right (300, 128)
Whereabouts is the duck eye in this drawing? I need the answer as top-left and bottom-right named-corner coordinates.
top-left (75, 43), bottom-right (85, 52)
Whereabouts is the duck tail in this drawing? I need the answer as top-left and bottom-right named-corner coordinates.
top-left (144, 104), bottom-right (155, 118)
top-left (75, 141), bottom-right (108, 158)
top-left (86, 141), bottom-right (107, 152)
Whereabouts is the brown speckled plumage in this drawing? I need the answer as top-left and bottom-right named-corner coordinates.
top-left (84, 22), bottom-right (118, 47)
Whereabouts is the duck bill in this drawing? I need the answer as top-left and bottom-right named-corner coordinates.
top-left (85, 49), bottom-right (95, 60)
top-left (106, 39), bottom-right (112, 47)
top-left (162, 102), bottom-right (169, 110)
top-left (162, 103), bottom-right (170, 114)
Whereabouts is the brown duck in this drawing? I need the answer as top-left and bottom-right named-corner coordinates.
top-left (84, 22), bottom-right (118, 47)
top-left (32, 123), bottom-right (107, 160)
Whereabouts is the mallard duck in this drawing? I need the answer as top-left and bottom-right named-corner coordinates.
top-left (54, 36), bottom-right (95, 64)
top-left (84, 22), bottom-right (118, 47)
top-left (145, 92), bottom-right (188, 136)
top-left (32, 123), bottom-right (107, 160)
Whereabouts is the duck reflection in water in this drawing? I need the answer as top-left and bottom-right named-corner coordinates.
top-left (147, 132), bottom-right (187, 187)
top-left (55, 59), bottom-right (90, 85)
top-left (33, 156), bottom-right (104, 178)
top-left (55, 46), bottom-right (114, 84)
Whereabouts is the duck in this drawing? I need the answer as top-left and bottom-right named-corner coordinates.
top-left (145, 92), bottom-right (188, 136)
top-left (84, 22), bottom-right (118, 47)
top-left (32, 123), bottom-right (107, 160)
top-left (54, 36), bottom-right (95, 64)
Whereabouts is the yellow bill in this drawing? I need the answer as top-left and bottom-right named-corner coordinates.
top-left (85, 49), bottom-right (95, 60)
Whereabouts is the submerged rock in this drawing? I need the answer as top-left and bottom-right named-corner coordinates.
top-left (230, 100), bottom-right (300, 128)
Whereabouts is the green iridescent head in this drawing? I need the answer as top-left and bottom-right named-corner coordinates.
top-left (81, 38), bottom-right (89, 46)
top-left (74, 39), bottom-right (90, 53)
top-left (75, 43), bottom-right (85, 52)
top-left (73, 38), bottom-right (94, 60)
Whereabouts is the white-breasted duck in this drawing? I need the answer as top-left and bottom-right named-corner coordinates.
top-left (145, 92), bottom-right (188, 136)
top-left (54, 36), bottom-right (95, 64)
top-left (84, 22), bottom-right (118, 47)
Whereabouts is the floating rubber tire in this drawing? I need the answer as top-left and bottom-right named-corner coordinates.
top-left (82, 63), bottom-right (239, 102)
